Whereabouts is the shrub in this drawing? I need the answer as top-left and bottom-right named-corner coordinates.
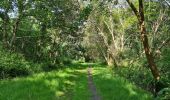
top-left (0, 48), bottom-right (32, 79)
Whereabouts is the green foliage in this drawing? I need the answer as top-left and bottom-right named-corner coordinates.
top-left (113, 52), bottom-right (170, 98)
top-left (0, 46), bottom-right (53, 79)
top-left (113, 58), bottom-right (153, 89)
top-left (0, 0), bottom-right (169, 99)
top-left (156, 48), bottom-right (170, 97)
top-left (0, 48), bottom-right (31, 79)
top-left (156, 88), bottom-right (170, 100)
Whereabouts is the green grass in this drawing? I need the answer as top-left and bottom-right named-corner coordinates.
top-left (0, 63), bottom-right (153, 100)
top-left (92, 67), bottom-right (153, 100)
top-left (0, 67), bottom-right (90, 100)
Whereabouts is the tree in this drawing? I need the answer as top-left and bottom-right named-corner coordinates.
top-left (126, 0), bottom-right (160, 81)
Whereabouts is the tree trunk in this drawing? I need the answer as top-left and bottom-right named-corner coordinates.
top-left (2, 11), bottom-right (9, 48)
top-left (126, 0), bottom-right (160, 81)
top-left (10, 18), bottom-right (20, 50)
top-left (140, 21), bottom-right (160, 81)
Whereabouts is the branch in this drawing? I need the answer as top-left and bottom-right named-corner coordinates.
top-left (157, 38), bottom-right (170, 51)
top-left (154, 37), bottom-right (170, 57)
top-left (126, 0), bottom-right (140, 21)
top-left (97, 27), bottom-right (109, 48)
top-left (165, 0), bottom-right (170, 7)
top-left (152, 10), bottom-right (166, 34)
top-left (139, 0), bottom-right (144, 22)
top-left (16, 35), bottom-right (47, 39)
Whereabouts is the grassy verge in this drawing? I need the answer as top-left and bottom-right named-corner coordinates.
top-left (92, 67), bottom-right (153, 100)
top-left (0, 67), bottom-right (90, 100)
top-left (0, 63), bottom-right (153, 100)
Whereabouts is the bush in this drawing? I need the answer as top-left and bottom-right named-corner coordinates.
top-left (114, 50), bottom-right (170, 99)
top-left (0, 48), bottom-right (32, 79)
top-left (42, 62), bottom-right (59, 72)
top-left (113, 58), bottom-right (153, 92)
top-left (156, 88), bottom-right (170, 100)
top-left (62, 58), bottom-right (72, 65)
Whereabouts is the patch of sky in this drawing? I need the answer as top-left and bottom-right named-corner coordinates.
top-left (8, 1), bottom-right (18, 18)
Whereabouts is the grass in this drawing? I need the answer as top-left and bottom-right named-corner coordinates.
top-left (0, 66), bottom-right (90, 100)
top-left (92, 67), bottom-right (153, 100)
top-left (0, 63), bottom-right (153, 100)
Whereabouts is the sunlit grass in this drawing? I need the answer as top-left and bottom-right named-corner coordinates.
top-left (0, 64), bottom-right (153, 100)
top-left (92, 67), bottom-right (153, 100)
top-left (0, 67), bottom-right (90, 100)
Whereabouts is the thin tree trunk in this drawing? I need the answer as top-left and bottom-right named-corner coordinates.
top-left (10, 18), bottom-right (20, 49)
top-left (3, 19), bottom-right (8, 48)
top-left (126, 0), bottom-right (160, 81)
top-left (10, 1), bottom-right (24, 50)
top-left (2, 11), bottom-right (9, 48)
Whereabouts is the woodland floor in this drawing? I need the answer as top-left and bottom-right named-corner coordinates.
top-left (0, 63), bottom-right (153, 100)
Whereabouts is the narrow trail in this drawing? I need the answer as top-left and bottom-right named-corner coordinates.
top-left (87, 67), bottom-right (101, 100)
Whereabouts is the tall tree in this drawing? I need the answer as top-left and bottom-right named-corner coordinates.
top-left (126, 0), bottom-right (160, 81)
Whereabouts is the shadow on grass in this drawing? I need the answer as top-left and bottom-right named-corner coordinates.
top-left (0, 67), bottom-right (90, 100)
top-left (0, 63), bottom-right (152, 100)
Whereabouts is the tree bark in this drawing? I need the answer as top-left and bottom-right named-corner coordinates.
top-left (126, 0), bottom-right (160, 81)
top-left (2, 11), bottom-right (9, 48)
top-left (10, 18), bottom-right (20, 49)
top-left (10, 1), bottom-right (24, 50)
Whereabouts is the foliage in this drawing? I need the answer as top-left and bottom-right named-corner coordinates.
top-left (114, 55), bottom-right (170, 98)
top-left (0, 47), bottom-right (31, 79)
top-left (156, 88), bottom-right (170, 100)
top-left (0, 0), bottom-right (169, 99)
top-left (0, 46), bottom-right (59, 79)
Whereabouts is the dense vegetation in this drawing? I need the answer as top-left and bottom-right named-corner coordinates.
top-left (0, 0), bottom-right (170, 99)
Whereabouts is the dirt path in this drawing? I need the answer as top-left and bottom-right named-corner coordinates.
top-left (87, 67), bottom-right (101, 100)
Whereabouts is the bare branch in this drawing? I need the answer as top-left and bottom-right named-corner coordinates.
top-left (165, 0), bottom-right (170, 7)
top-left (154, 37), bottom-right (170, 57)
